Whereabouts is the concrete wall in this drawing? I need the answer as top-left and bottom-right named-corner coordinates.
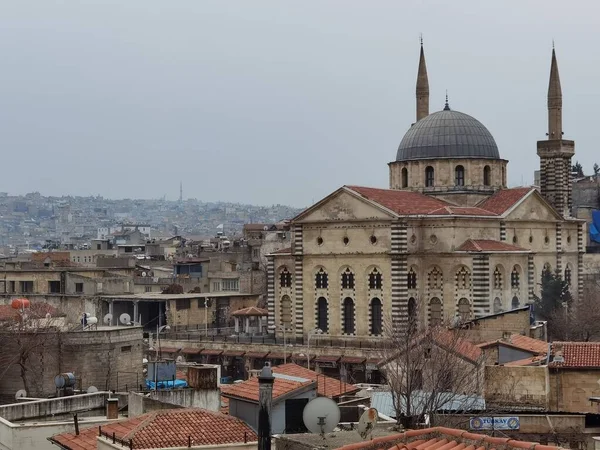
top-left (441, 413), bottom-right (585, 433)
top-left (484, 365), bottom-right (549, 411)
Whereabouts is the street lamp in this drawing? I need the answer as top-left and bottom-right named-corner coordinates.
top-left (307, 328), bottom-right (322, 370)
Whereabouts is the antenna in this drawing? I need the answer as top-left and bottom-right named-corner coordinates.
top-left (119, 313), bottom-right (132, 325)
top-left (103, 313), bottom-right (113, 325)
top-left (357, 408), bottom-right (378, 440)
top-left (303, 397), bottom-right (340, 437)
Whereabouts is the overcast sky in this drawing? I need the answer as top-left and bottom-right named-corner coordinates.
top-left (1, 1), bottom-right (598, 207)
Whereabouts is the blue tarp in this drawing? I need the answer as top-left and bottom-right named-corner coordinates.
top-left (590, 210), bottom-right (600, 244)
top-left (145, 379), bottom-right (188, 390)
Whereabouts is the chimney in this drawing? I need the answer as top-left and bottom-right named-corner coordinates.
top-left (258, 362), bottom-right (274, 450)
top-left (106, 398), bottom-right (119, 419)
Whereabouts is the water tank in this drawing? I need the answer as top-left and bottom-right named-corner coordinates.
top-left (54, 373), bottom-right (76, 388)
top-left (11, 298), bottom-right (30, 310)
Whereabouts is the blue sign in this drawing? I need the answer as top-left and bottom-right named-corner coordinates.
top-left (470, 416), bottom-right (520, 431)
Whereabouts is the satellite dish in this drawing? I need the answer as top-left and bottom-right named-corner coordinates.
top-left (119, 313), bottom-right (131, 325)
top-left (15, 389), bottom-right (27, 400)
top-left (86, 316), bottom-right (98, 325)
top-left (45, 312), bottom-right (51, 319)
top-left (176, 355), bottom-right (184, 362)
top-left (303, 397), bottom-right (340, 435)
top-left (103, 313), bottom-right (113, 325)
top-left (87, 386), bottom-right (98, 393)
top-left (142, 272), bottom-right (147, 277)
top-left (357, 408), bottom-right (378, 440)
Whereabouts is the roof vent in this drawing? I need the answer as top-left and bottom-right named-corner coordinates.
top-left (553, 355), bottom-right (564, 363)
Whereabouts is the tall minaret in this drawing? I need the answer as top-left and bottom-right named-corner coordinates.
top-left (416, 38), bottom-right (429, 122)
top-left (537, 46), bottom-right (575, 217)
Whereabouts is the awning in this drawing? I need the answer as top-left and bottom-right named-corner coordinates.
top-left (340, 356), bottom-right (366, 364)
top-left (246, 352), bottom-right (269, 359)
top-left (268, 352), bottom-right (292, 360)
top-left (158, 347), bottom-right (179, 354)
top-left (181, 347), bottom-right (202, 355)
top-left (366, 357), bottom-right (383, 365)
top-left (222, 350), bottom-right (245, 357)
top-left (315, 355), bottom-right (340, 363)
top-left (200, 349), bottom-right (223, 356)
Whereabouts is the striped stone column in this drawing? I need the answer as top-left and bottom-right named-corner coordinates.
top-left (499, 222), bottom-right (506, 241)
top-left (293, 225), bottom-right (304, 337)
top-left (390, 222), bottom-right (408, 326)
top-left (527, 254), bottom-right (535, 304)
top-left (472, 254), bottom-right (489, 317)
top-left (555, 222), bottom-right (562, 274)
top-left (266, 256), bottom-right (275, 330)
top-left (577, 222), bottom-right (584, 301)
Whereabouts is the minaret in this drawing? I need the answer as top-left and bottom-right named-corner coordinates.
top-left (537, 46), bottom-right (575, 217)
top-left (416, 38), bottom-right (429, 122)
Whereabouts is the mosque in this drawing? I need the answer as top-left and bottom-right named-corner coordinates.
top-left (267, 44), bottom-right (584, 340)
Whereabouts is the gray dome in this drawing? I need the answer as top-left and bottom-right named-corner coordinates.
top-left (396, 109), bottom-right (500, 161)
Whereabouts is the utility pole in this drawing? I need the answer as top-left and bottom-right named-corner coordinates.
top-left (258, 363), bottom-right (274, 450)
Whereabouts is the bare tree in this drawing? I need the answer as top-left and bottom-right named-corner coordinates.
top-left (379, 307), bottom-right (484, 428)
top-left (549, 281), bottom-right (600, 341)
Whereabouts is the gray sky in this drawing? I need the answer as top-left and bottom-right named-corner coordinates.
top-left (1, 1), bottom-right (598, 207)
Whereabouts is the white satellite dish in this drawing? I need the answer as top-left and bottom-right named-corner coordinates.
top-left (303, 397), bottom-right (340, 436)
top-left (15, 389), bottom-right (27, 400)
top-left (87, 386), bottom-right (98, 393)
top-left (45, 312), bottom-right (51, 319)
top-left (176, 355), bottom-right (184, 363)
top-left (142, 272), bottom-right (147, 277)
top-left (357, 408), bottom-right (378, 440)
top-left (86, 316), bottom-right (98, 325)
top-left (119, 313), bottom-right (131, 325)
top-left (103, 313), bottom-right (113, 325)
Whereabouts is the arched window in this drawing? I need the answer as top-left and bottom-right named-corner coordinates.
top-left (455, 165), bottom-right (465, 186)
top-left (493, 297), bottom-right (502, 313)
top-left (456, 267), bottom-right (470, 290)
top-left (458, 298), bottom-right (471, 321)
top-left (368, 268), bottom-right (383, 290)
top-left (281, 295), bottom-right (292, 328)
top-left (493, 266), bottom-right (503, 290)
top-left (341, 268), bottom-right (355, 290)
top-left (371, 298), bottom-right (382, 335)
top-left (428, 267), bottom-right (443, 290)
top-left (317, 297), bottom-right (328, 332)
top-left (564, 266), bottom-right (572, 285)
top-left (343, 297), bottom-right (355, 334)
top-left (425, 166), bottom-right (434, 187)
top-left (279, 267), bottom-right (292, 288)
top-left (511, 296), bottom-right (520, 309)
top-left (401, 167), bottom-right (408, 188)
top-left (511, 266), bottom-right (520, 289)
top-left (483, 165), bottom-right (491, 186)
top-left (407, 268), bottom-right (417, 289)
top-left (315, 268), bottom-right (328, 289)
top-left (429, 297), bottom-right (442, 326)
top-left (408, 297), bottom-right (417, 322)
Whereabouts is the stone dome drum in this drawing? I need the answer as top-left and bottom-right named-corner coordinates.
top-left (396, 108), bottom-right (500, 161)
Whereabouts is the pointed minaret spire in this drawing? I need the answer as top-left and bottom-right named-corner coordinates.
top-left (416, 36), bottom-right (429, 121)
top-left (443, 91), bottom-right (451, 111)
top-left (547, 46), bottom-right (563, 138)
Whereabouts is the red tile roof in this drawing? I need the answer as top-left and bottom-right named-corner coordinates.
top-left (231, 306), bottom-right (268, 317)
top-left (335, 426), bottom-right (567, 450)
top-left (428, 206), bottom-right (496, 216)
top-left (504, 355), bottom-right (547, 366)
top-left (550, 342), bottom-right (600, 368)
top-left (456, 239), bottom-right (528, 252)
top-left (273, 363), bottom-right (360, 399)
top-left (221, 376), bottom-right (314, 402)
top-left (476, 187), bottom-right (532, 215)
top-left (430, 328), bottom-right (483, 363)
top-left (49, 408), bottom-right (257, 450)
top-left (346, 186), bottom-right (450, 215)
top-left (478, 334), bottom-right (548, 355)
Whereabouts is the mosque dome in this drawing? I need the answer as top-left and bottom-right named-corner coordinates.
top-left (396, 105), bottom-right (500, 162)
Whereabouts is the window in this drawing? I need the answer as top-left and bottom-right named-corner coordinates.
top-left (430, 297), bottom-right (442, 326)
top-left (493, 267), bottom-right (502, 290)
top-left (368, 268), bottom-right (382, 290)
top-left (455, 165), bottom-right (465, 186)
top-left (120, 345), bottom-right (132, 353)
top-left (281, 295), bottom-right (292, 328)
top-left (212, 281), bottom-right (222, 292)
top-left (511, 267), bottom-right (520, 288)
top-left (343, 298), bottom-right (355, 334)
top-left (343, 236), bottom-right (349, 246)
top-left (252, 248), bottom-right (260, 259)
top-left (407, 268), bottom-right (417, 289)
top-left (408, 297), bottom-right (417, 325)
top-left (425, 166), bottom-right (435, 187)
top-left (279, 267), bottom-right (292, 288)
top-left (483, 165), bottom-right (491, 186)
top-left (458, 298), bottom-right (471, 321)
top-left (371, 298), bottom-right (382, 335)
top-left (370, 235), bottom-right (377, 245)
top-left (222, 279), bottom-right (239, 291)
top-left (317, 297), bottom-right (328, 332)
top-left (176, 298), bottom-right (191, 310)
top-left (493, 297), bottom-right (502, 313)
top-left (96, 244), bottom-right (101, 250)
top-left (315, 268), bottom-right (328, 289)
top-left (511, 296), bottom-right (520, 309)
top-left (456, 267), bottom-right (470, 290)
top-left (8, 281), bottom-right (15, 293)
top-left (564, 266), bottom-right (572, 285)
top-left (428, 267), bottom-right (443, 290)
top-left (145, 286), bottom-right (152, 293)
top-left (341, 268), bottom-right (355, 289)
top-left (20, 281), bottom-right (34, 293)
top-left (75, 283), bottom-right (84, 293)
top-left (401, 167), bottom-right (408, 188)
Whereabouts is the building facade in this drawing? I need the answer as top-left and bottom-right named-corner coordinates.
top-left (267, 45), bottom-right (584, 341)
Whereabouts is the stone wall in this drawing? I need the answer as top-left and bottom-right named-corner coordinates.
top-left (484, 365), bottom-right (549, 411)
top-left (549, 368), bottom-right (600, 414)
top-left (462, 308), bottom-right (532, 344)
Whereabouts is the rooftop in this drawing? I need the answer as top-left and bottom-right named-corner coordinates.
top-left (477, 334), bottom-right (548, 355)
top-left (231, 306), bottom-right (268, 317)
top-left (456, 239), bottom-right (529, 253)
top-left (273, 363), bottom-right (360, 399)
top-left (49, 408), bottom-right (257, 450)
top-left (101, 292), bottom-right (259, 301)
top-left (221, 375), bottom-right (315, 403)
top-left (550, 342), bottom-right (600, 368)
